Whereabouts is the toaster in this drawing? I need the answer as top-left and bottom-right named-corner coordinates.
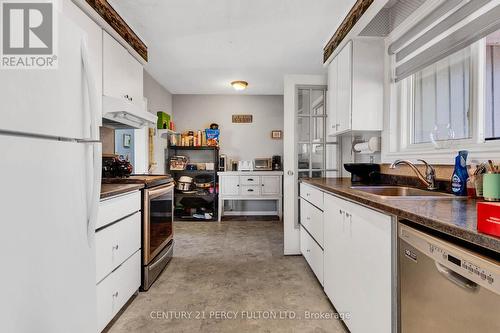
top-left (237, 160), bottom-right (254, 171)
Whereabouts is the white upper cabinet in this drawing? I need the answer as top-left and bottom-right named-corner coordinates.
top-left (327, 55), bottom-right (339, 134)
top-left (327, 38), bottom-right (384, 136)
top-left (103, 32), bottom-right (144, 106)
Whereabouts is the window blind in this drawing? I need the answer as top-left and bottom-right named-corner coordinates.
top-left (389, 0), bottom-right (500, 82)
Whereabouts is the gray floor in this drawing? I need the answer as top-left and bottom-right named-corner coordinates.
top-left (108, 221), bottom-right (347, 333)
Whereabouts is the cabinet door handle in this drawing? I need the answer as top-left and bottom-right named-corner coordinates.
top-left (112, 244), bottom-right (119, 250)
top-left (112, 291), bottom-right (119, 298)
top-left (339, 209), bottom-right (343, 215)
top-left (248, 189), bottom-right (254, 192)
top-left (248, 178), bottom-right (254, 181)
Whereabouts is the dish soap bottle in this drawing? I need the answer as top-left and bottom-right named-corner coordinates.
top-left (451, 150), bottom-right (469, 196)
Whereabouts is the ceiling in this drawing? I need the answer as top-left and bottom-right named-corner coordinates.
top-left (108, 0), bottom-right (356, 95)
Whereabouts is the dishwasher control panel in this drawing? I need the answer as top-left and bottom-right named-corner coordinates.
top-left (400, 225), bottom-right (500, 295)
top-left (429, 244), bottom-right (496, 286)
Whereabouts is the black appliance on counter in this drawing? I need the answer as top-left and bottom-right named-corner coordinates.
top-left (272, 155), bottom-right (282, 171)
top-left (344, 163), bottom-right (380, 184)
top-left (102, 174), bottom-right (174, 291)
top-left (102, 155), bottom-right (133, 178)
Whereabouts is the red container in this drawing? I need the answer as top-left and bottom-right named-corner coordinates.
top-left (477, 202), bottom-right (500, 238)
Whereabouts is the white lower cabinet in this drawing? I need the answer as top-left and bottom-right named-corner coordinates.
top-left (97, 250), bottom-right (141, 332)
top-left (97, 191), bottom-right (142, 332)
top-left (95, 212), bottom-right (141, 283)
top-left (300, 226), bottom-right (324, 286)
top-left (97, 191), bottom-right (141, 230)
top-left (300, 183), bottom-right (324, 210)
top-left (323, 194), bottom-right (393, 333)
top-left (300, 198), bottom-right (324, 247)
top-left (261, 176), bottom-right (281, 195)
top-left (218, 172), bottom-right (283, 221)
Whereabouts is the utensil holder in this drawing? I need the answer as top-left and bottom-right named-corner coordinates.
top-left (483, 172), bottom-right (500, 202)
top-left (474, 174), bottom-right (484, 197)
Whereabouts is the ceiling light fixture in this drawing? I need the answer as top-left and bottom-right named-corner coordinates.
top-left (231, 80), bottom-right (248, 91)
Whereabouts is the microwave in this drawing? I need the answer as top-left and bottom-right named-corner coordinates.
top-left (254, 158), bottom-right (272, 171)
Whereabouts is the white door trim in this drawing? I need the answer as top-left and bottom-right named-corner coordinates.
top-left (283, 75), bottom-right (327, 255)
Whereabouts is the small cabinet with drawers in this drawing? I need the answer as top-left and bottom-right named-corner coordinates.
top-left (299, 181), bottom-right (395, 333)
top-left (299, 183), bottom-right (324, 284)
top-left (96, 190), bottom-right (142, 332)
top-left (218, 171), bottom-right (283, 221)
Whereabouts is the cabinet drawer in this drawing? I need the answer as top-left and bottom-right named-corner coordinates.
top-left (97, 191), bottom-right (141, 230)
top-left (240, 185), bottom-right (261, 196)
top-left (300, 183), bottom-right (324, 210)
top-left (300, 198), bottom-right (324, 247)
top-left (95, 212), bottom-right (141, 283)
top-left (240, 176), bottom-right (260, 186)
top-left (97, 250), bottom-right (141, 332)
top-left (300, 226), bottom-right (324, 285)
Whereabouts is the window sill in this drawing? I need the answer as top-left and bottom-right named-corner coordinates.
top-left (382, 141), bottom-right (500, 164)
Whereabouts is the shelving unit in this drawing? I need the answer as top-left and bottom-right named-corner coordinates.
top-left (157, 129), bottom-right (179, 138)
top-left (167, 145), bottom-right (219, 221)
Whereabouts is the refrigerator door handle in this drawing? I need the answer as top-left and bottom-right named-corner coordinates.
top-left (81, 37), bottom-right (99, 141)
top-left (86, 143), bottom-right (102, 245)
top-left (81, 37), bottom-right (102, 243)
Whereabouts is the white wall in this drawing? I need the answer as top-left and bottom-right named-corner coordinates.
top-left (143, 70), bottom-right (173, 173)
top-left (144, 70), bottom-right (173, 114)
top-left (172, 95), bottom-right (284, 161)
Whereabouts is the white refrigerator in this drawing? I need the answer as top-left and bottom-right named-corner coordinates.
top-left (0, 9), bottom-right (101, 333)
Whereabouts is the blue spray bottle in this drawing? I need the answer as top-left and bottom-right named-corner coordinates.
top-left (451, 150), bottom-right (469, 196)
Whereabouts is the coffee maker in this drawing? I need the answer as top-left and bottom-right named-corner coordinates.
top-left (272, 155), bottom-right (282, 171)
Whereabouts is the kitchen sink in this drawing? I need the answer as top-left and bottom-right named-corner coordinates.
top-left (350, 186), bottom-right (456, 199)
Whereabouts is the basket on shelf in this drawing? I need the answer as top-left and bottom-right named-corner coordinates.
top-left (169, 156), bottom-right (188, 170)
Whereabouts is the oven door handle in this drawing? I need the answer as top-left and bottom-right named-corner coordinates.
top-left (147, 183), bottom-right (174, 198)
top-left (149, 242), bottom-right (174, 270)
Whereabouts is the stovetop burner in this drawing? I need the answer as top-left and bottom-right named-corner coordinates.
top-left (102, 174), bottom-right (173, 188)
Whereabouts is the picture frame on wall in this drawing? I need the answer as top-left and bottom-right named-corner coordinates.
top-left (271, 130), bottom-right (282, 139)
top-left (123, 134), bottom-right (132, 148)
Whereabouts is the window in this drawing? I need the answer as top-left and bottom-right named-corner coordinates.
top-left (486, 31), bottom-right (500, 140)
top-left (402, 48), bottom-right (472, 146)
top-left (296, 87), bottom-right (337, 178)
top-left (385, 3), bottom-right (500, 162)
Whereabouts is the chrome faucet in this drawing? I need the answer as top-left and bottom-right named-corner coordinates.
top-left (390, 159), bottom-right (437, 191)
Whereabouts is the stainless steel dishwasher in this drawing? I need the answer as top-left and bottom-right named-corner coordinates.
top-left (399, 223), bottom-right (500, 333)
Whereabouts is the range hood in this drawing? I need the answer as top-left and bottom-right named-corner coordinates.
top-left (102, 95), bottom-right (157, 129)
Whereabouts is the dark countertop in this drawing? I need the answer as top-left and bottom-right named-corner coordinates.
top-left (301, 178), bottom-right (500, 254)
top-left (100, 183), bottom-right (144, 199)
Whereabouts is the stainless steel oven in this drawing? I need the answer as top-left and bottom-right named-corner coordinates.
top-left (142, 183), bottom-right (174, 290)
